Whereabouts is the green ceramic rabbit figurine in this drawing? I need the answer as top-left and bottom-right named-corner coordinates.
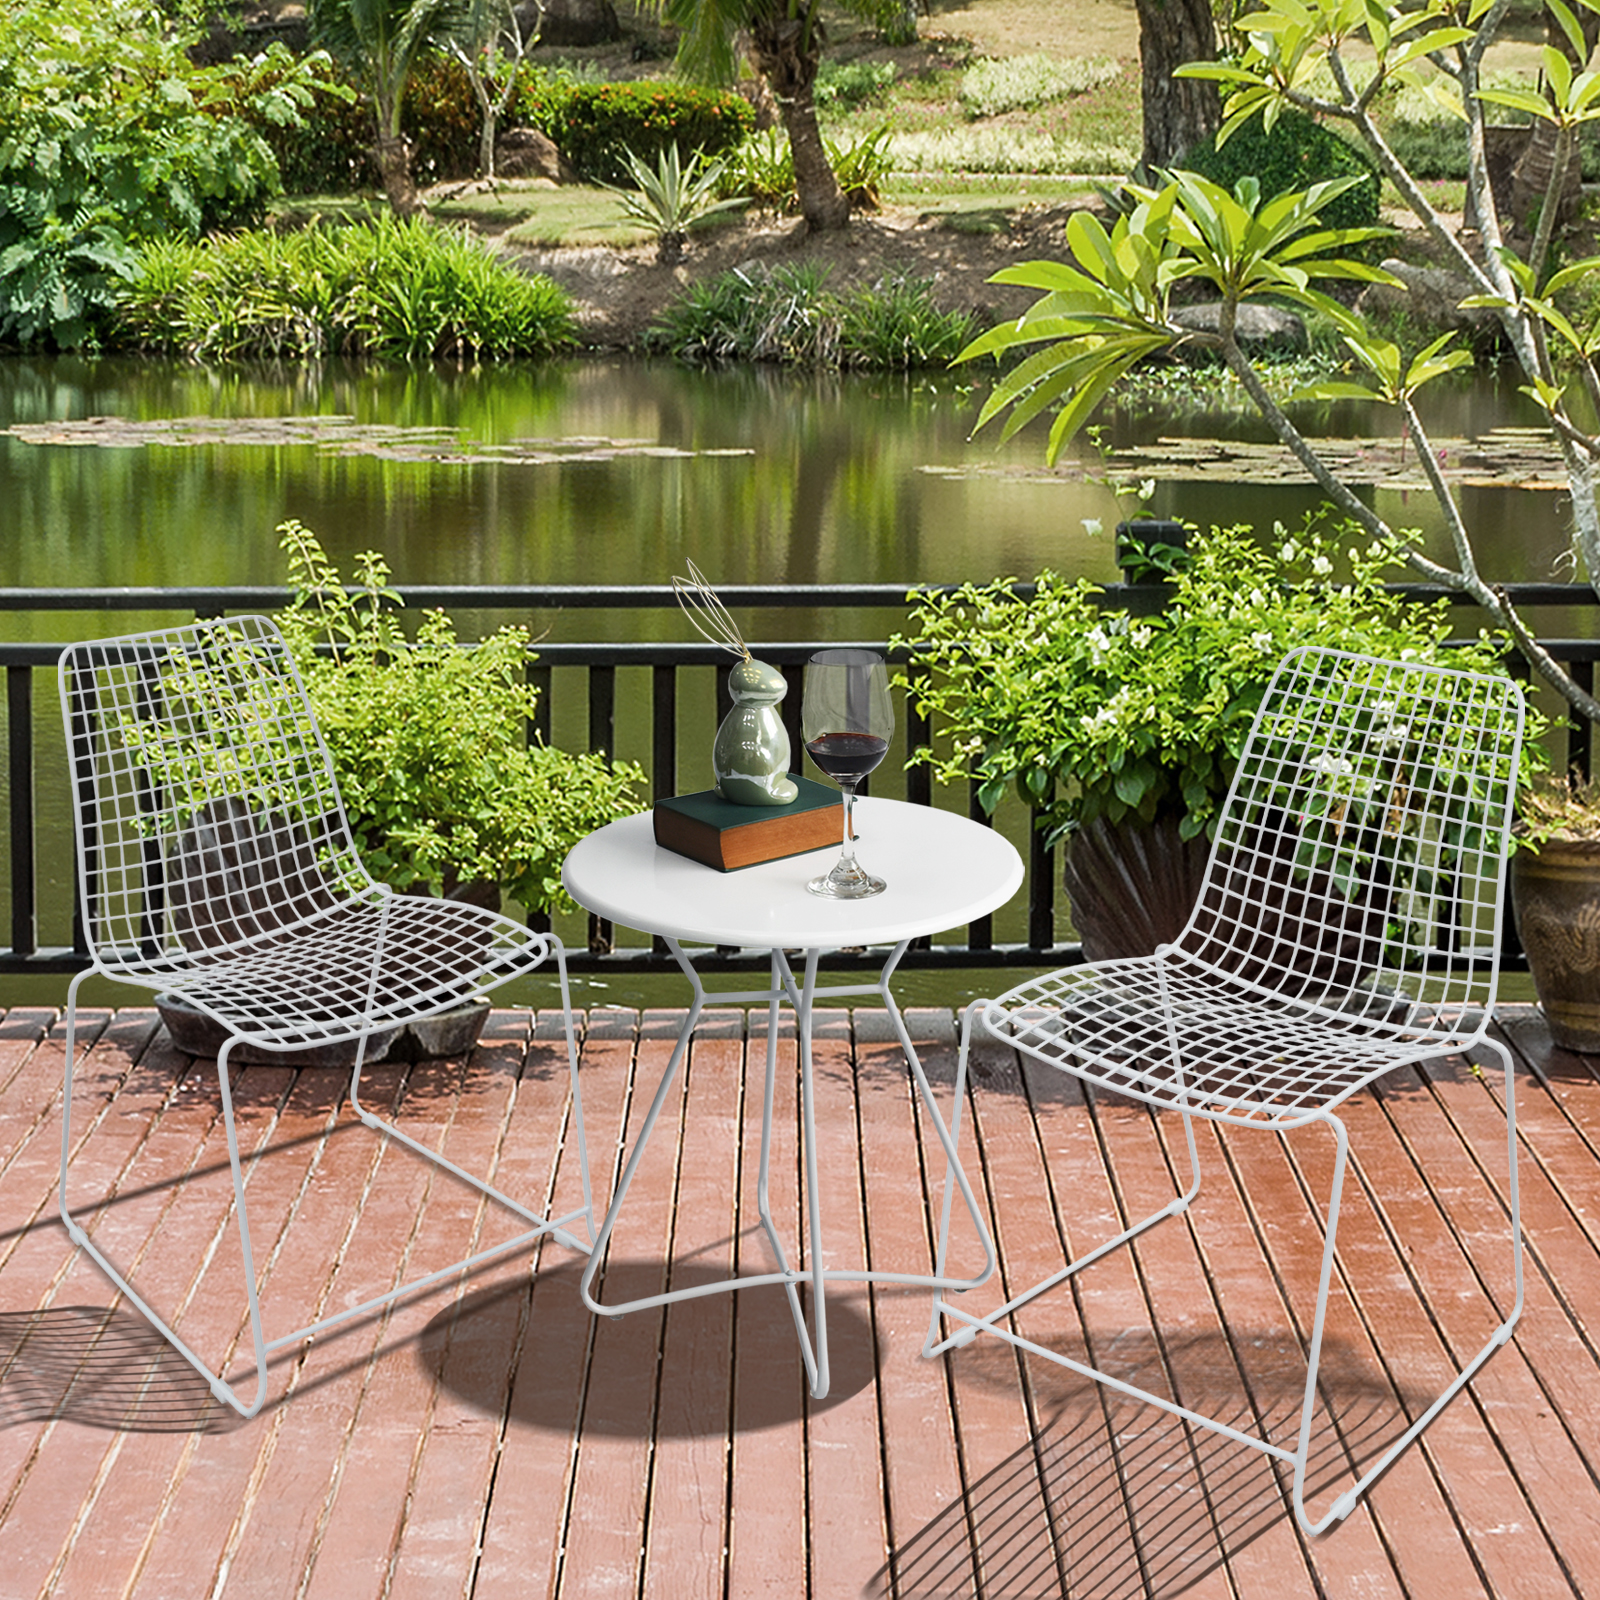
top-left (714, 657), bottom-right (798, 806)
top-left (675, 560), bottom-right (799, 807)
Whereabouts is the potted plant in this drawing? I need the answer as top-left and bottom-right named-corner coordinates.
top-left (160, 522), bottom-right (644, 1064)
top-left (1512, 774), bottom-right (1600, 1054)
top-left (894, 519), bottom-right (1513, 962)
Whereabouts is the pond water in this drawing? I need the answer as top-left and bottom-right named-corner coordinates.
top-left (0, 353), bottom-right (1581, 650)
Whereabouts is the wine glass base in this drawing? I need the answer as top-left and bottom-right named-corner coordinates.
top-left (806, 858), bottom-right (886, 899)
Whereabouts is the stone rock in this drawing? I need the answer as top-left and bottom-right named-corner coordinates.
top-left (497, 126), bottom-right (575, 184)
top-left (1358, 260), bottom-right (1499, 333)
top-left (522, 0), bottom-right (619, 46)
top-left (1171, 300), bottom-right (1308, 353)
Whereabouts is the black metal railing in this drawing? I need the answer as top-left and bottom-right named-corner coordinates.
top-left (3, 582), bottom-right (1598, 979)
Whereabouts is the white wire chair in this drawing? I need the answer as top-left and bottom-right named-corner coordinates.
top-left (56, 615), bottom-right (593, 1419)
top-left (924, 646), bottom-right (1527, 1535)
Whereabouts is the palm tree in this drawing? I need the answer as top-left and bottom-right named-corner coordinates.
top-left (647, 1), bottom-right (907, 232)
top-left (310, 0), bottom-right (466, 214)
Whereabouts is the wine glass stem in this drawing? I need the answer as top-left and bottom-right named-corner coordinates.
top-left (839, 782), bottom-right (859, 868)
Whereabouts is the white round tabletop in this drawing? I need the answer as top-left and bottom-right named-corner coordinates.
top-left (562, 796), bottom-right (1025, 951)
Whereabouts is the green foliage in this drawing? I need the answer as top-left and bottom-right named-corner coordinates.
top-left (960, 172), bottom-right (1394, 462)
top-left (958, 53), bottom-right (1121, 120)
top-left (261, 54), bottom-right (500, 194)
top-left (0, 0), bottom-right (324, 349)
top-left (600, 143), bottom-right (746, 260)
top-left (1184, 110), bottom-right (1380, 234)
top-left (814, 58), bottom-right (897, 111)
top-left (275, 522), bottom-right (643, 910)
top-left (516, 75), bottom-right (753, 183)
top-left (117, 215), bottom-right (577, 361)
top-left (719, 125), bottom-right (892, 213)
top-left (836, 276), bottom-right (978, 370)
top-left (892, 520), bottom-right (1510, 845)
top-left (646, 263), bottom-right (973, 369)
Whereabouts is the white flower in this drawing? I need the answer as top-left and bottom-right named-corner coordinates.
top-left (1250, 630), bottom-right (1275, 652)
top-left (1310, 554), bottom-right (1333, 577)
top-left (1081, 517), bottom-right (1103, 538)
top-left (1312, 754), bottom-right (1355, 779)
top-left (1131, 625), bottom-right (1153, 648)
top-left (1137, 478), bottom-right (1156, 502)
top-left (1279, 538), bottom-right (1300, 562)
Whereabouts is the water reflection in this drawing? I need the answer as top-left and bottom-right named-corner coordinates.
top-left (0, 355), bottom-right (1581, 625)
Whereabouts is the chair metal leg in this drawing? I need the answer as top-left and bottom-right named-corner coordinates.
top-left (925, 1004), bottom-right (1201, 1359)
top-left (60, 957), bottom-right (595, 1419)
top-left (933, 1030), bottom-right (1525, 1536)
top-left (59, 1011), bottom-right (271, 1418)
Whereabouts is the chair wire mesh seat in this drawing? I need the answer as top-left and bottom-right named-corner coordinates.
top-left (56, 615), bottom-right (594, 1418)
top-left (924, 646), bottom-right (1527, 1534)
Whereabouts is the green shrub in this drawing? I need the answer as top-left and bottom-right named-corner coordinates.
top-left (277, 522), bottom-right (643, 912)
top-left (516, 75), bottom-right (753, 183)
top-left (117, 216), bottom-right (577, 361)
top-left (647, 263), bottom-right (972, 369)
top-left (814, 59), bottom-right (897, 110)
top-left (1183, 110), bottom-right (1380, 233)
top-left (958, 53), bottom-right (1122, 119)
top-left (719, 125), bottom-right (892, 213)
top-left (837, 276), bottom-right (976, 370)
top-left (0, 1), bottom-right (325, 348)
top-left (262, 54), bottom-right (489, 194)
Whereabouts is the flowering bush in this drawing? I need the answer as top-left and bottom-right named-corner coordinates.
top-left (893, 520), bottom-right (1509, 846)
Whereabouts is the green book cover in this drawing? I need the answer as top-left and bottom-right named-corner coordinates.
top-left (655, 774), bottom-right (839, 830)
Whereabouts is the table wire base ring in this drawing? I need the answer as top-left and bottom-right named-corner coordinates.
top-left (577, 938), bottom-right (997, 1399)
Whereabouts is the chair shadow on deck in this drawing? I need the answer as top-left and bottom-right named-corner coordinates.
top-left (0, 1307), bottom-right (240, 1434)
top-left (869, 1329), bottom-right (1415, 1600)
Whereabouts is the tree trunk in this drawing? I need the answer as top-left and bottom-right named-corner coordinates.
top-left (374, 135), bottom-right (420, 215)
top-left (748, 11), bottom-right (849, 232)
top-left (1510, 4), bottom-right (1600, 234)
top-left (1133, 0), bottom-right (1221, 173)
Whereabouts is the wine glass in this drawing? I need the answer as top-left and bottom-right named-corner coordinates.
top-left (802, 649), bottom-right (893, 899)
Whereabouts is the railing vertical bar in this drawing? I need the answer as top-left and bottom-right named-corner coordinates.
top-left (967, 777), bottom-right (994, 952)
top-left (588, 664), bottom-right (616, 954)
top-left (782, 662), bottom-right (803, 781)
top-left (8, 666), bottom-right (36, 956)
top-left (526, 660), bottom-right (554, 934)
top-left (1028, 805), bottom-right (1054, 953)
top-left (528, 662), bottom-right (552, 748)
top-left (651, 664), bottom-right (676, 954)
top-left (1571, 660), bottom-right (1594, 782)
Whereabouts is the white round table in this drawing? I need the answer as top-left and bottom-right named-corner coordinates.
top-left (562, 797), bottom-right (1024, 1398)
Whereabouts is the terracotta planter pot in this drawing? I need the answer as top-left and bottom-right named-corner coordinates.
top-left (1062, 814), bottom-right (1211, 963)
top-left (156, 994), bottom-right (492, 1066)
top-left (1511, 838), bottom-right (1600, 1054)
top-left (1064, 812), bottom-right (1390, 999)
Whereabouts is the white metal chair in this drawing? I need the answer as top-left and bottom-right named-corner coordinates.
top-left (925, 646), bottom-right (1527, 1534)
top-left (57, 615), bottom-right (593, 1418)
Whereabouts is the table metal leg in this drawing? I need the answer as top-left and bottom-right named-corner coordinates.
top-left (579, 937), bottom-right (996, 1401)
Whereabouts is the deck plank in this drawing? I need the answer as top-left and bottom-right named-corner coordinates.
top-left (3, 1004), bottom-right (1600, 1599)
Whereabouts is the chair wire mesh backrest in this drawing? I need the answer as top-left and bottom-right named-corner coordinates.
top-left (60, 615), bottom-right (373, 975)
top-left (1173, 647), bottom-right (1525, 1025)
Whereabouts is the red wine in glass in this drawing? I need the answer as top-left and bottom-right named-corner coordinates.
top-left (801, 650), bottom-right (893, 899)
top-left (803, 731), bottom-right (888, 784)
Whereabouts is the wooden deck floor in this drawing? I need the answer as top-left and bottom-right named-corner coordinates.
top-left (0, 999), bottom-right (1597, 1599)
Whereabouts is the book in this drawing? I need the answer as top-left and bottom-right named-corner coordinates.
top-left (653, 775), bottom-right (846, 871)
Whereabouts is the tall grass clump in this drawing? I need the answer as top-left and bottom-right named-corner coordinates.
top-left (117, 217), bottom-right (577, 361)
top-left (959, 54), bottom-right (1121, 119)
top-left (720, 125), bottom-right (892, 212)
top-left (647, 265), bottom-right (972, 369)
